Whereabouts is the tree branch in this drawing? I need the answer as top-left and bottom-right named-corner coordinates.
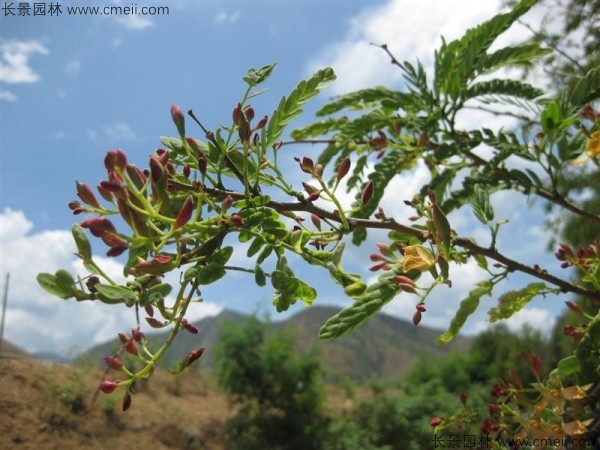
top-left (202, 187), bottom-right (600, 302)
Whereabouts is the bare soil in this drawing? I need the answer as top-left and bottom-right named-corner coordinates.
top-left (0, 355), bottom-right (231, 450)
top-left (0, 352), bottom-right (358, 450)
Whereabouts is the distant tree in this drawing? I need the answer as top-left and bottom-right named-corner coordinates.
top-left (215, 317), bottom-right (327, 450)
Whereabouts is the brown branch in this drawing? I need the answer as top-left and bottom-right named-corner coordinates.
top-left (201, 187), bottom-right (600, 302)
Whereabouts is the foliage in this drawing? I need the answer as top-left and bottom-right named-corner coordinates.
top-left (215, 318), bottom-right (327, 450)
top-left (36, 0), bottom-right (599, 444)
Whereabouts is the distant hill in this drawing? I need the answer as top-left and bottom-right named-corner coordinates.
top-left (0, 340), bottom-right (32, 358)
top-left (82, 306), bottom-right (471, 382)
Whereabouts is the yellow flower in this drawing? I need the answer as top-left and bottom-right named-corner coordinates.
top-left (400, 245), bottom-right (435, 272)
top-left (585, 130), bottom-right (600, 158)
top-left (571, 130), bottom-right (600, 164)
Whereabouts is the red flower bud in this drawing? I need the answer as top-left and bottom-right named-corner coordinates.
top-left (149, 157), bottom-right (164, 184)
top-left (231, 214), bottom-right (244, 227)
top-left (99, 180), bottom-right (124, 194)
top-left (294, 156), bottom-right (314, 174)
top-left (81, 217), bottom-right (117, 238)
top-left (430, 417), bottom-right (443, 428)
top-left (306, 190), bottom-right (322, 202)
top-left (181, 348), bottom-right (205, 368)
top-left (104, 356), bottom-right (124, 370)
top-left (412, 310), bottom-right (422, 325)
top-left (255, 115), bottom-right (268, 130)
top-left (369, 262), bottom-right (388, 271)
top-left (144, 304), bottom-right (154, 318)
top-left (171, 105), bottom-right (185, 138)
top-left (565, 301), bottom-right (583, 314)
top-left (68, 201), bottom-right (84, 214)
top-left (183, 164), bottom-right (191, 178)
top-left (197, 151), bottom-right (207, 174)
top-left (361, 180), bottom-right (374, 205)
top-left (107, 243), bottom-right (127, 257)
top-left (302, 182), bottom-right (318, 194)
top-left (488, 403), bottom-right (501, 415)
top-left (97, 184), bottom-right (114, 202)
top-left (393, 275), bottom-right (416, 287)
top-left (310, 214), bottom-right (322, 231)
top-left (76, 181), bottom-right (100, 208)
top-left (99, 380), bottom-right (119, 394)
top-left (122, 393), bottom-right (132, 411)
top-left (244, 106), bottom-right (255, 122)
top-left (132, 254), bottom-right (173, 275)
top-left (146, 317), bottom-right (166, 328)
top-left (221, 195), bottom-right (234, 211)
top-left (182, 320), bottom-right (199, 334)
top-left (416, 304), bottom-right (426, 312)
top-left (232, 103), bottom-right (242, 125)
top-left (132, 328), bottom-right (144, 343)
top-left (337, 157), bottom-right (351, 182)
top-left (370, 253), bottom-right (384, 262)
top-left (174, 196), bottom-right (194, 230)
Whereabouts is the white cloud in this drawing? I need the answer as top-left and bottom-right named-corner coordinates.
top-left (473, 307), bottom-right (555, 335)
top-left (0, 90), bottom-right (17, 102)
top-left (114, 15), bottom-right (154, 31)
top-left (104, 122), bottom-right (137, 141)
top-left (64, 59), bottom-right (81, 76)
top-left (0, 209), bottom-right (223, 355)
top-left (53, 131), bottom-right (67, 139)
top-left (308, 0), bottom-right (504, 95)
top-left (214, 10), bottom-right (240, 25)
top-left (0, 39), bottom-right (49, 84)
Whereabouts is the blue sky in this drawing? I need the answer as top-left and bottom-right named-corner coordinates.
top-left (0, 0), bottom-right (571, 355)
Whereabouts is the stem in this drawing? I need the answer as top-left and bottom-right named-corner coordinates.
top-left (201, 187), bottom-right (600, 302)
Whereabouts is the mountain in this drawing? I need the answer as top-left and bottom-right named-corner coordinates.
top-left (0, 340), bottom-right (32, 357)
top-left (81, 306), bottom-right (471, 382)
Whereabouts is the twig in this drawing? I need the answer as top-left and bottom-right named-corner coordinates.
top-left (201, 187), bottom-right (600, 302)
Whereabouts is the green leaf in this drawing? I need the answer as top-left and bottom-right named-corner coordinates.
top-left (96, 284), bottom-right (138, 303)
top-left (566, 66), bottom-right (600, 107)
top-left (319, 280), bottom-right (400, 340)
top-left (209, 246), bottom-right (233, 266)
top-left (266, 67), bottom-right (336, 149)
top-left (37, 273), bottom-right (71, 299)
top-left (478, 44), bottom-right (551, 75)
top-left (431, 204), bottom-right (452, 259)
top-left (72, 224), bottom-right (92, 260)
top-left (437, 281), bottom-right (493, 345)
top-left (243, 62), bottom-right (276, 86)
top-left (254, 265), bottom-right (266, 287)
top-left (541, 100), bottom-right (561, 132)
top-left (465, 79), bottom-right (543, 101)
top-left (470, 184), bottom-right (494, 224)
top-left (291, 118), bottom-right (348, 140)
top-left (188, 263), bottom-right (227, 285)
top-left (488, 282), bottom-right (548, 322)
top-left (139, 283), bottom-right (172, 306)
top-left (316, 86), bottom-right (396, 116)
top-left (55, 269), bottom-right (77, 296)
top-left (557, 356), bottom-right (581, 381)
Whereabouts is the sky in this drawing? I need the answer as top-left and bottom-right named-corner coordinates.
top-left (0, 0), bottom-right (573, 356)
